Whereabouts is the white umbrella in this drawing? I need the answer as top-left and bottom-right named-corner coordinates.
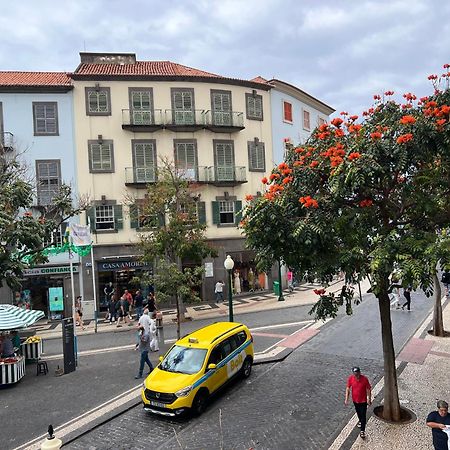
top-left (0, 305), bottom-right (45, 331)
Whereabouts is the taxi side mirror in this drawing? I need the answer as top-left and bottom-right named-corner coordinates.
top-left (207, 363), bottom-right (217, 371)
top-left (159, 356), bottom-right (163, 362)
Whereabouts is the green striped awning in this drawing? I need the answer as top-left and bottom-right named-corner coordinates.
top-left (0, 305), bottom-right (45, 331)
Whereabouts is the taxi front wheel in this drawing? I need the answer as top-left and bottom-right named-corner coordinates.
top-left (191, 390), bottom-right (209, 416)
top-left (241, 357), bottom-right (252, 378)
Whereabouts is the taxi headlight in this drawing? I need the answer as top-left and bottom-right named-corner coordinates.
top-left (175, 385), bottom-right (193, 397)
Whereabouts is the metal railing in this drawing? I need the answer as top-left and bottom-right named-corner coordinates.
top-left (164, 109), bottom-right (205, 126)
top-left (125, 167), bottom-right (157, 184)
top-left (204, 111), bottom-right (244, 128)
top-left (122, 109), bottom-right (163, 126)
top-left (206, 166), bottom-right (246, 183)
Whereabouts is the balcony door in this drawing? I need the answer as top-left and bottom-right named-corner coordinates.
top-left (211, 90), bottom-right (232, 126)
top-left (130, 89), bottom-right (153, 125)
top-left (175, 140), bottom-right (197, 181)
top-left (172, 89), bottom-right (195, 125)
top-left (214, 141), bottom-right (234, 181)
top-left (132, 141), bottom-right (156, 183)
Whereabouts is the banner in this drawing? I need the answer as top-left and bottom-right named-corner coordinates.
top-left (70, 223), bottom-right (92, 247)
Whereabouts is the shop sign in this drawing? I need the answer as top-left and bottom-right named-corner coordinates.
top-left (23, 266), bottom-right (79, 276)
top-left (97, 260), bottom-right (153, 273)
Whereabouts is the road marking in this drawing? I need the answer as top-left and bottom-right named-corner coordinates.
top-left (251, 332), bottom-right (290, 338)
top-left (250, 320), bottom-right (314, 332)
top-left (13, 384), bottom-right (142, 450)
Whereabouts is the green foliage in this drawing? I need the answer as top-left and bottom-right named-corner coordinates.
top-left (0, 155), bottom-right (84, 290)
top-left (135, 159), bottom-right (216, 304)
top-left (242, 77), bottom-right (450, 320)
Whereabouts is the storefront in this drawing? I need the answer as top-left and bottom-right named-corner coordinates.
top-left (14, 265), bottom-right (79, 319)
top-left (97, 259), bottom-right (153, 309)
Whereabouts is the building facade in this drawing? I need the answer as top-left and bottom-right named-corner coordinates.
top-left (267, 78), bottom-right (335, 164)
top-left (70, 53), bottom-right (275, 304)
top-left (0, 72), bottom-right (80, 316)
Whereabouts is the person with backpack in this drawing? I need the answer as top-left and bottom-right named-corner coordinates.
top-left (135, 326), bottom-right (154, 379)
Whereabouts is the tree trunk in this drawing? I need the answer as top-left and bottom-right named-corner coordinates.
top-left (432, 272), bottom-right (444, 337)
top-left (377, 278), bottom-right (401, 422)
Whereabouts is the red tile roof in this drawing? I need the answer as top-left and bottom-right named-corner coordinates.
top-left (75, 61), bottom-right (222, 78)
top-left (0, 72), bottom-right (72, 86)
top-left (250, 76), bottom-right (270, 84)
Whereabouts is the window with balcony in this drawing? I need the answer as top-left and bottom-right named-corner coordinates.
top-left (246, 93), bottom-right (263, 120)
top-left (283, 101), bottom-right (293, 123)
top-left (36, 160), bottom-right (61, 205)
top-left (171, 88), bottom-right (195, 125)
top-left (129, 88), bottom-right (153, 125)
top-left (303, 109), bottom-right (311, 130)
top-left (175, 140), bottom-right (197, 181)
top-left (248, 139), bottom-right (265, 171)
top-left (33, 102), bottom-right (58, 135)
top-left (211, 90), bottom-right (232, 126)
top-left (214, 140), bottom-right (234, 181)
top-left (85, 86), bottom-right (111, 115)
top-left (132, 140), bottom-right (156, 183)
top-left (88, 140), bottom-right (114, 173)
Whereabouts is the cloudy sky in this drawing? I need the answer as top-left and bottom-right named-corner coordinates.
top-left (2, 0), bottom-right (449, 115)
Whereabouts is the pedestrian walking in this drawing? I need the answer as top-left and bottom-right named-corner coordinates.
top-left (401, 286), bottom-right (412, 311)
top-left (116, 295), bottom-right (131, 327)
top-left (75, 296), bottom-right (86, 330)
top-left (287, 270), bottom-right (294, 293)
top-left (150, 311), bottom-right (159, 352)
top-left (123, 289), bottom-right (133, 320)
top-left (344, 367), bottom-right (372, 439)
top-left (214, 280), bottom-right (225, 303)
top-left (108, 295), bottom-right (117, 324)
top-left (389, 277), bottom-right (401, 309)
top-left (442, 270), bottom-right (450, 297)
top-left (134, 290), bottom-right (144, 320)
top-left (427, 400), bottom-right (450, 450)
top-left (147, 292), bottom-right (157, 313)
top-left (134, 326), bottom-right (154, 379)
top-left (138, 307), bottom-right (151, 333)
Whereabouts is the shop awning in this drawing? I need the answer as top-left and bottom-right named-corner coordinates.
top-left (0, 305), bottom-right (44, 331)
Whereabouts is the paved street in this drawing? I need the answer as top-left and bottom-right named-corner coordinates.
top-left (56, 290), bottom-right (434, 450)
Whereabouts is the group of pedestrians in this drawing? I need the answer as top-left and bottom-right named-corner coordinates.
top-left (105, 288), bottom-right (157, 327)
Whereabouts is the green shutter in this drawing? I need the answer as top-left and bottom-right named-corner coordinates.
top-left (86, 207), bottom-right (96, 232)
top-left (212, 201), bottom-right (220, 224)
top-left (114, 205), bottom-right (123, 230)
top-left (130, 204), bottom-right (138, 229)
top-left (158, 213), bottom-right (165, 227)
top-left (234, 200), bottom-right (243, 225)
top-left (197, 202), bottom-right (206, 224)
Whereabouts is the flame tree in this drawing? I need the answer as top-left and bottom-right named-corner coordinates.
top-left (241, 68), bottom-right (450, 421)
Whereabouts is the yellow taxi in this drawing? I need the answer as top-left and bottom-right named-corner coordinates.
top-left (141, 321), bottom-right (254, 417)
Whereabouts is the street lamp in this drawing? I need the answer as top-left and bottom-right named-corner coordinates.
top-left (224, 255), bottom-right (235, 322)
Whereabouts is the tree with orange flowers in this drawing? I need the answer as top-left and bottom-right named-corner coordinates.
top-left (241, 67), bottom-right (450, 422)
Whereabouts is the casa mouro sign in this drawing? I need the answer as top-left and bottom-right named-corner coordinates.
top-left (97, 260), bottom-right (152, 272)
top-left (23, 266), bottom-right (79, 276)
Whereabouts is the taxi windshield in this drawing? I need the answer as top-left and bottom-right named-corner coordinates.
top-left (160, 345), bottom-right (207, 375)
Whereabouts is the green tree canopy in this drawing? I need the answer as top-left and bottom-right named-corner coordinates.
top-left (242, 68), bottom-right (450, 421)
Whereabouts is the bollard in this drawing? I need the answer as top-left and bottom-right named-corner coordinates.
top-left (40, 425), bottom-right (62, 450)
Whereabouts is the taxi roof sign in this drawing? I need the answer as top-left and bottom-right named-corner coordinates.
top-left (188, 337), bottom-right (198, 343)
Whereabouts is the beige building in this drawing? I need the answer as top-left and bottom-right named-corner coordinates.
top-left (71, 52), bottom-right (275, 304)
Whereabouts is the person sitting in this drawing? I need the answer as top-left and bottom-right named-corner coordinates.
top-left (10, 330), bottom-right (21, 353)
top-left (0, 333), bottom-right (15, 358)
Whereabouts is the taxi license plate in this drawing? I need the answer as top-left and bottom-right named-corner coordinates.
top-left (150, 400), bottom-right (166, 408)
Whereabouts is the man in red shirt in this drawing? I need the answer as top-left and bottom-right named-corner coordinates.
top-left (345, 367), bottom-right (372, 439)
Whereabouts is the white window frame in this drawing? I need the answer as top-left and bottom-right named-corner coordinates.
top-left (219, 200), bottom-right (235, 224)
top-left (95, 205), bottom-right (115, 230)
top-left (303, 109), bottom-right (311, 131)
top-left (282, 100), bottom-right (293, 124)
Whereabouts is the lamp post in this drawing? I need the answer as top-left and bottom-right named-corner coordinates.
top-left (224, 255), bottom-right (235, 322)
top-left (278, 260), bottom-right (285, 301)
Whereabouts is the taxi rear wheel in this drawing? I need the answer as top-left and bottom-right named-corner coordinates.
top-left (241, 357), bottom-right (252, 378)
top-left (191, 390), bottom-right (209, 416)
